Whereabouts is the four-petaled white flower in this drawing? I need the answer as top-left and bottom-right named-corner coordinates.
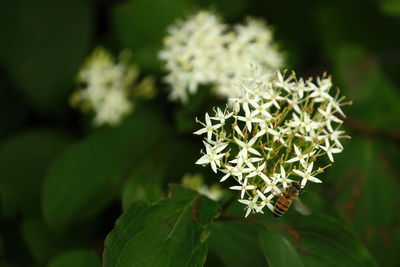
top-left (247, 162), bottom-right (270, 183)
top-left (263, 177), bottom-right (281, 195)
top-left (211, 107), bottom-right (233, 123)
top-left (236, 109), bottom-right (263, 132)
top-left (230, 179), bottom-right (256, 199)
top-left (278, 165), bottom-right (293, 188)
top-left (293, 162), bottom-right (322, 187)
top-left (194, 113), bottom-right (223, 141)
top-left (325, 129), bottom-right (347, 149)
top-left (319, 139), bottom-right (343, 162)
top-left (234, 136), bottom-right (261, 157)
top-left (220, 165), bottom-right (235, 182)
top-left (318, 103), bottom-right (343, 132)
top-left (286, 145), bottom-right (315, 168)
top-left (255, 190), bottom-right (275, 213)
top-left (238, 195), bottom-right (260, 217)
top-left (309, 78), bottom-right (332, 102)
top-left (195, 142), bottom-right (227, 173)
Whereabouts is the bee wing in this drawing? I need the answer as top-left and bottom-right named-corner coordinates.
top-left (293, 198), bottom-right (312, 216)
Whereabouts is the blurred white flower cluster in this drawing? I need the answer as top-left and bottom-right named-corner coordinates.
top-left (194, 68), bottom-right (350, 217)
top-left (71, 48), bottom-right (136, 126)
top-left (72, 48), bottom-right (155, 127)
top-left (182, 173), bottom-right (224, 201)
top-left (159, 11), bottom-right (283, 102)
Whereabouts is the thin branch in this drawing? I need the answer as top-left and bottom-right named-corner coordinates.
top-left (345, 118), bottom-right (400, 144)
top-left (216, 215), bottom-right (263, 224)
top-left (219, 195), bottom-right (236, 215)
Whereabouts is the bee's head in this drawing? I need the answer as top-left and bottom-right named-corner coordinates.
top-left (291, 181), bottom-right (301, 191)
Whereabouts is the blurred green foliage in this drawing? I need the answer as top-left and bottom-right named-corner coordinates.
top-left (48, 250), bottom-right (101, 267)
top-left (0, 0), bottom-right (399, 266)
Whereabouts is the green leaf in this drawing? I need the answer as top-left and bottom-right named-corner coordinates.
top-left (121, 159), bottom-right (164, 210)
top-left (284, 215), bottom-right (378, 267)
top-left (103, 185), bottom-right (220, 267)
top-left (0, 82), bottom-right (29, 139)
top-left (208, 221), bottom-right (266, 267)
top-left (332, 44), bottom-right (400, 130)
top-left (112, 0), bottom-right (194, 70)
top-left (0, 231), bottom-right (3, 255)
top-left (326, 137), bottom-right (399, 265)
top-left (314, 2), bottom-right (396, 58)
top-left (381, 0), bottom-right (400, 16)
top-left (0, 129), bottom-right (71, 217)
top-left (42, 107), bottom-right (165, 230)
top-left (0, 0), bottom-right (92, 113)
top-left (48, 250), bottom-right (101, 267)
top-left (258, 226), bottom-right (304, 267)
top-left (20, 219), bottom-right (60, 262)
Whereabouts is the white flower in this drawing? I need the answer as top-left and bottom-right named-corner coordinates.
top-left (227, 156), bottom-right (253, 183)
top-left (220, 165), bottom-right (236, 182)
top-left (72, 47), bottom-right (137, 126)
top-left (238, 195), bottom-right (260, 217)
top-left (230, 179), bottom-right (256, 199)
top-left (302, 113), bottom-right (321, 133)
top-left (195, 142), bottom-right (227, 173)
top-left (276, 71), bottom-right (295, 93)
top-left (287, 112), bottom-right (321, 134)
top-left (278, 165), bottom-right (293, 188)
top-left (251, 102), bottom-right (273, 119)
top-left (293, 162), bottom-right (322, 187)
top-left (215, 19), bottom-right (283, 98)
top-left (308, 77), bottom-right (332, 102)
top-left (194, 69), bottom-right (349, 217)
top-left (286, 94), bottom-right (302, 114)
top-left (286, 144), bottom-right (315, 168)
top-left (255, 190), bottom-right (275, 213)
top-left (319, 138), bottom-right (342, 162)
top-left (263, 176), bottom-right (281, 195)
top-left (255, 121), bottom-right (278, 139)
top-left (264, 85), bottom-right (286, 109)
top-left (273, 127), bottom-right (290, 146)
top-left (236, 109), bottom-right (263, 132)
top-left (326, 129), bottom-right (348, 149)
top-left (159, 11), bottom-right (228, 102)
top-left (93, 89), bottom-right (132, 126)
top-left (231, 91), bottom-right (260, 115)
top-left (318, 103), bottom-right (343, 132)
top-left (193, 113), bottom-right (223, 141)
top-left (293, 78), bottom-right (310, 98)
top-left (160, 11), bottom-right (283, 101)
top-left (247, 162), bottom-right (270, 183)
top-left (211, 107), bottom-right (233, 123)
top-left (234, 136), bottom-right (261, 157)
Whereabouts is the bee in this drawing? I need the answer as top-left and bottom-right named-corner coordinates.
top-left (273, 181), bottom-right (311, 217)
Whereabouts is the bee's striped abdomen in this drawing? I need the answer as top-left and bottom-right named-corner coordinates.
top-left (273, 197), bottom-right (291, 217)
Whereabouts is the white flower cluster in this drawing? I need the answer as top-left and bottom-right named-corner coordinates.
top-left (159, 11), bottom-right (283, 102)
top-left (72, 47), bottom-right (137, 126)
top-left (194, 68), bottom-right (350, 217)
